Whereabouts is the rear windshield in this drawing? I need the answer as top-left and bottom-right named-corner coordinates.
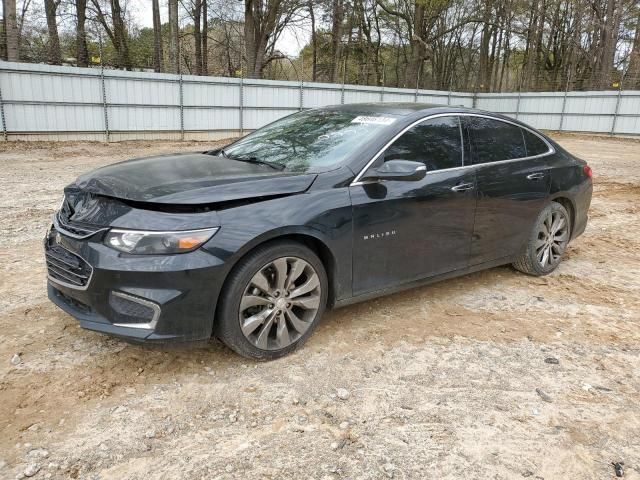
top-left (221, 109), bottom-right (399, 172)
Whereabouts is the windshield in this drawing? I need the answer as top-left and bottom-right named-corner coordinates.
top-left (220, 109), bottom-right (398, 172)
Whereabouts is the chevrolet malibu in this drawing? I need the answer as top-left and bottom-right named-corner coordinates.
top-left (45, 103), bottom-right (593, 359)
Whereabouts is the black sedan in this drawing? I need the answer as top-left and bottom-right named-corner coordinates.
top-left (45, 103), bottom-right (593, 359)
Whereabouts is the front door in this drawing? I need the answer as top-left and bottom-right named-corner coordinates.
top-left (350, 115), bottom-right (477, 295)
top-left (464, 116), bottom-right (552, 265)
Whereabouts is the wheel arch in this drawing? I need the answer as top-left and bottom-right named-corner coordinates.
top-left (549, 195), bottom-right (576, 236)
top-left (214, 228), bottom-right (339, 333)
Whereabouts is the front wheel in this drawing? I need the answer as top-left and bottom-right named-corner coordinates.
top-left (215, 240), bottom-right (328, 360)
top-left (513, 202), bottom-right (571, 276)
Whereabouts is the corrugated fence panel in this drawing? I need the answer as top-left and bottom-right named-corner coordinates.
top-left (521, 93), bottom-right (564, 113)
top-left (4, 103), bottom-right (104, 131)
top-left (109, 105), bottom-right (180, 131)
top-left (183, 78), bottom-right (240, 107)
top-left (303, 82), bottom-right (342, 107)
top-left (617, 92), bottom-right (640, 115)
top-left (243, 79), bottom-right (300, 109)
top-left (0, 61), bottom-right (638, 138)
top-left (615, 116), bottom-right (640, 135)
top-left (343, 87), bottom-right (383, 104)
top-left (449, 94), bottom-right (474, 108)
top-left (519, 113), bottom-right (562, 131)
top-left (184, 107), bottom-right (239, 131)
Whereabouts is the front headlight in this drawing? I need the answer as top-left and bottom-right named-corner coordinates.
top-left (104, 227), bottom-right (219, 254)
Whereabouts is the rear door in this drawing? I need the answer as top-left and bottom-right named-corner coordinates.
top-left (464, 116), bottom-right (552, 265)
top-left (349, 115), bottom-right (477, 295)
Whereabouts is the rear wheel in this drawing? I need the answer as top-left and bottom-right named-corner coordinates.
top-left (215, 240), bottom-right (328, 360)
top-left (513, 202), bottom-right (571, 276)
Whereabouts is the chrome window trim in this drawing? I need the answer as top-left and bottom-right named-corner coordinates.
top-left (111, 291), bottom-right (161, 330)
top-left (350, 112), bottom-right (555, 186)
top-left (46, 243), bottom-right (94, 291)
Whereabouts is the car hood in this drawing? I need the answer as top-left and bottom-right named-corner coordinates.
top-left (69, 152), bottom-right (318, 205)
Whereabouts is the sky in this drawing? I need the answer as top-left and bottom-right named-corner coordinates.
top-left (128, 0), bottom-right (309, 57)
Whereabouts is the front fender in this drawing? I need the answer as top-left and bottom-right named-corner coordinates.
top-left (201, 188), bottom-right (353, 303)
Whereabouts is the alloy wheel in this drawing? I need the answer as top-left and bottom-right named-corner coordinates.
top-left (239, 256), bottom-right (322, 350)
top-left (536, 210), bottom-right (569, 268)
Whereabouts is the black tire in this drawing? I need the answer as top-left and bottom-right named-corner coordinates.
top-left (513, 201), bottom-right (571, 276)
top-left (214, 240), bottom-right (328, 360)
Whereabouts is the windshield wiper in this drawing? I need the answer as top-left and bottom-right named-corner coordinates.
top-left (219, 150), bottom-right (285, 171)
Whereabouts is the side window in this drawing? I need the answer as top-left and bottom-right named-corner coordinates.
top-left (522, 129), bottom-right (550, 156)
top-left (383, 116), bottom-right (463, 171)
top-left (467, 117), bottom-right (526, 164)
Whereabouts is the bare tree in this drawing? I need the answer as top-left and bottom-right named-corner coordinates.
top-left (308, 0), bottom-right (316, 81)
top-left (91, 0), bottom-right (131, 69)
top-left (2, 0), bottom-right (20, 61)
top-left (76, 0), bottom-right (89, 66)
top-left (152, 0), bottom-right (163, 72)
top-left (244, 0), bottom-right (298, 78)
top-left (193, 0), bottom-right (202, 74)
top-left (44, 0), bottom-right (62, 64)
top-left (202, 0), bottom-right (208, 74)
top-left (629, 10), bottom-right (640, 88)
top-left (329, 0), bottom-right (344, 82)
top-left (168, 0), bottom-right (179, 73)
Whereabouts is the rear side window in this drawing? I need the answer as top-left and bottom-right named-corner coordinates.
top-left (467, 117), bottom-right (526, 164)
top-left (384, 116), bottom-right (463, 171)
top-left (523, 129), bottom-right (550, 156)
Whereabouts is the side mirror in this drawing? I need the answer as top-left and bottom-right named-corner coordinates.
top-left (362, 160), bottom-right (427, 182)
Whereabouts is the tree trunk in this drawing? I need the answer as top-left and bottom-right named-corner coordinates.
top-left (329, 0), bottom-right (344, 82)
top-left (194, 0), bottom-right (202, 75)
top-left (593, 0), bottom-right (623, 88)
top-left (168, 0), bottom-right (179, 73)
top-left (202, 0), bottom-right (208, 75)
top-left (45, 0), bottom-right (62, 65)
top-left (244, 0), bottom-right (282, 79)
top-left (152, 0), bottom-right (163, 72)
top-left (406, 3), bottom-right (425, 89)
top-left (2, 0), bottom-right (19, 61)
top-left (628, 11), bottom-right (640, 88)
top-left (110, 0), bottom-right (131, 69)
top-left (309, 0), bottom-right (317, 81)
top-left (478, 0), bottom-right (494, 92)
top-left (75, 0), bottom-right (89, 67)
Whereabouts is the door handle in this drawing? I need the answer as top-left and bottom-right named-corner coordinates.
top-left (526, 172), bottom-right (545, 180)
top-left (451, 183), bottom-right (474, 192)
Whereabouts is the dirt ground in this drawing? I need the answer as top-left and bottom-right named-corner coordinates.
top-left (0, 134), bottom-right (639, 480)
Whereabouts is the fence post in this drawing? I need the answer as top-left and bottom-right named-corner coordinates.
top-left (515, 86), bottom-right (522, 121)
top-left (340, 58), bottom-right (346, 104)
top-left (380, 63), bottom-right (385, 102)
top-left (559, 73), bottom-right (570, 132)
top-left (611, 79), bottom-right (623, 136)
top-left (414, 66), bottom-right (421, 102)
top-left (99, 64), bottom-right (109, 143)
top-left (178, 73), bottom-right (184, 140)
top-left (97, 37), bottom-right (110, 143)
top-left (0, 83), bottom-right (7, 142)
top-left (239, 74), bottom-right (244, 136)
top-left (299, 54), bottom-right (304, 111)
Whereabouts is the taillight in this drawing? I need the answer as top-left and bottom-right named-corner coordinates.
top-left (583, 165), bottom-right (592, 179)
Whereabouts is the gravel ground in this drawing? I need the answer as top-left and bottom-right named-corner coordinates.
top-left (0, 134), bottom-right (639, 480)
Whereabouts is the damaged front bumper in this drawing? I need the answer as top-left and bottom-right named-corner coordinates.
top-left (45, 222), bottom-right (227, 343)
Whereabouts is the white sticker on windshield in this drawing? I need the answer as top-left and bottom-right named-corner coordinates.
top-left (351, 116), bottom-right (396, 125)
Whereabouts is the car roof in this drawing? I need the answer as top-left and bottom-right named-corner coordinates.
top-left (322, 102), bottom-right (542, 134)
top-left (324, 102), bottom-right (446, 116)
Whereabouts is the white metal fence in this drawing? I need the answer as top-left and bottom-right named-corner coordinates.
top-left (1, 61), bottom-right (639, 141)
